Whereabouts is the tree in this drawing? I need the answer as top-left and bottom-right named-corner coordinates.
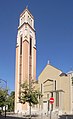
top-left (0, 89), bottom-right (8, 107)
top-left (0, 89), bottom-right (8, 116)
top-left (19, 81), bottom-right (42, 118)
top-left (7, 91), bottom-right (15, 112)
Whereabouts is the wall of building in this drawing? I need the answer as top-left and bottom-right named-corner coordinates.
top-left (37, 64), bottom-right (72, 115)
top-left (57, 75), bottom-right (71, 114)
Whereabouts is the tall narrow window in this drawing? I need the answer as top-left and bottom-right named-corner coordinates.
top-left (51, 92), bottom-right (53, 97)
top-left (41, 84), bottom-right (42, 93)
top-left (20, 37), bottom-right (22, 55)
top-left (51, 92), bottom-right (53, 111)
top-left (47, 94), bottom-right (49, 111)
top-left (56, 92), bottom-right (59, 107)
top-left (30, 38), bottom-right (32, 56)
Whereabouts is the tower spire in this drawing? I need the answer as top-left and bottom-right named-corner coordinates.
top-left (26, 5), bottom-right (28, 9)
top-left (26, 0), bottom-right (30, 10)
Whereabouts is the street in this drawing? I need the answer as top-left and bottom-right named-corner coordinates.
top-left (0, 116), bottom-right (23, 119)
top-left (0, 115), bottom-right (73, 119)
top-left (59, 115), bottom-right (73, 119)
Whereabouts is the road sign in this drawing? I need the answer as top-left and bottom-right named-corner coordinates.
top-left (49, 97), bottom-right (54, 104)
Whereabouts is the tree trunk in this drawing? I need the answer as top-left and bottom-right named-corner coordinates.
top-left (29, 102), bottom-right (31, 119)
top-left (5, 105), bottom-right (6, 118)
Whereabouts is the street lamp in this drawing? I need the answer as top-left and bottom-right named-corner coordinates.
top-left (0, 79), bottom-right (7, 89)
top-left (0, 79), bottom-right (7, 118)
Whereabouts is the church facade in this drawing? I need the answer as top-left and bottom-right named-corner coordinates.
top-left (37, 64), bottom-right (73, 115)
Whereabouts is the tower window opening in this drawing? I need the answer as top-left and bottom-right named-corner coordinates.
top-left (20, 36), bottom-right (22, 55)
top-left (29, 18), bottom-right (31, 25)
top-left (28, 16), bottom-right (29, 23)
top-left (21, 19), bottom-right (22, 24)
top-left (72, 77), bottom-right (73, 86)
top-left (31, 19), bottom-right (32, 26)
top-left (22, 17), bottom-right (24, 24)
top-left (24, 15), bottom-right (25, 22)
top-left (30, 38), bottom-right (32, 56)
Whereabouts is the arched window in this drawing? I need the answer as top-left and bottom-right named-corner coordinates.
top-left (31, 19), bottom-right (32, 26)
top-left (21, 18), bottom-right (22, 24)
top-left (28, 16), bottom-right (29, 23)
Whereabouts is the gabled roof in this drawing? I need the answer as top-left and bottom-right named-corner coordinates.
top-left (38, 64), bottom-right (62, 79)
top-left (20, 7), bottom-right (34, 19)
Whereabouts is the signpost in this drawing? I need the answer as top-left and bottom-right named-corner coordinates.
top-left (49, 97), bottom-right (54, 104)
top-left (49, 97), bottom-right (54, 119)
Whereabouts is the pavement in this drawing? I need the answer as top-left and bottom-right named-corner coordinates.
top-left (0, 116), bottom-right (31, 119)
top-left (59, 115), bottom-right (73, 119)
top-left (0, 115), bottom-right (53, 119)
top-left (0, 115), bottom-right (42, 119)
top-left (0, 114), bottom-right (73, 119)
top-left (0, 112), bottom-right (60, 119)
top-left (0, 116), bottom-right (22, 119)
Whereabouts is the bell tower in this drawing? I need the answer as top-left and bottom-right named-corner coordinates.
top-left (15, 8), bottom-right (36, 113)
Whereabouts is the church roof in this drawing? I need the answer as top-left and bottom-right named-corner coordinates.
top-left (59, 72), bottom-right (67, 76)
top-left (38, 64), bottom-right (62, 79)
top-left (20, 7), bottom-right (34, 19)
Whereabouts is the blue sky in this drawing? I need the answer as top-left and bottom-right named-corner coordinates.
top-left (0, 0), bottom-right (73, 91)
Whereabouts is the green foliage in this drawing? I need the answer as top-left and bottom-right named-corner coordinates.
top-left (0, 89), bottom-right (8, 107)
top-left (0, 88), bottom-right (15, 112)
top-left (7, 91), bottom-right (15, 111)
top-left (19, 81), bottom-right (41, 106)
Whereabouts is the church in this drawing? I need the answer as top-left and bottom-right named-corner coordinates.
top-left (15, 8), bottom-right (73, 115)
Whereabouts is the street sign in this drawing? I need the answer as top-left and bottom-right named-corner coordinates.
top-left (49, 97), bottom-right (54, 104)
